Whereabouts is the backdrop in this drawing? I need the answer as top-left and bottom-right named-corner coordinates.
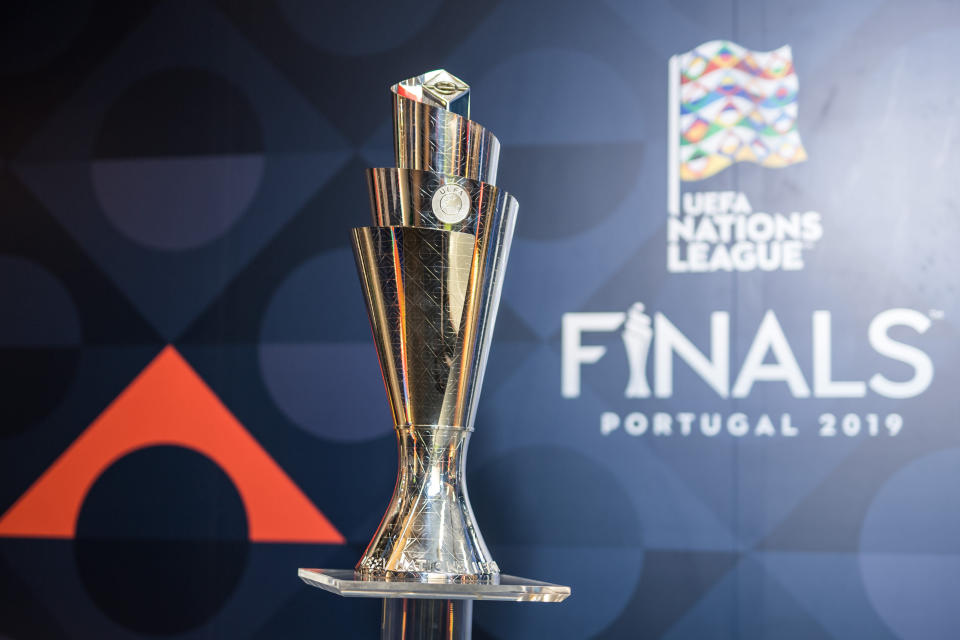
top-left (2, 1), bottom-right (958, 638)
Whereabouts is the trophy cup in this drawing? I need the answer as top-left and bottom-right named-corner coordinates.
top-left (299, 70), bottom-right (569, 639)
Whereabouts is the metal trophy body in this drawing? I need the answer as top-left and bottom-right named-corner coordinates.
top-left (299, 70), bottom-right (569, 639)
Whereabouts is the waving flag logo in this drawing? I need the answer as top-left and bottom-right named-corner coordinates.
top-left (667, 40), bottom-right (807, 213)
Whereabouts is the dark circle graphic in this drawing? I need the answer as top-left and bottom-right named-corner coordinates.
top-left (91, 155), bottom-right (264, 250)
top-left (94, 68), bottom-right (263, 159)
top-left (277, 0), bottom-right (443, 56)
top-left (92, 68), bottom-right (265, 250)
top-left (472, 446), bottom-right (642, 546)
top-left (474, 49), bottom-right (644, 146)
top-left (0, 256), bottom-right (81, 347)
top-left (259, 344), bottom-right (392, 443)
top-left (75, 446), bottom-right (249, 635)
top-left (259, 250), bottom-right (370, 343)
top-left (474, 49), bottom-right (644, 239)
top-left (259, 251), bottom-right (393, 443)
top-left (860, 448), bottom-right (960, 639)
top-left (499, 142), bottom-right (641, 240)
top-left (472, 446), bottom-right (643, 638)
top-left (0, 255), bottom-right (81, 437)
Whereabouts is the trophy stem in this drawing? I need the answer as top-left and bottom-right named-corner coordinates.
top-left (356, 425), bottom-right (498, 582)
top-left (381, 598), bottom-right (472, 640)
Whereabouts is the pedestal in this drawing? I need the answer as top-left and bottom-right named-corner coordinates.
top-left (381, 599), bottom-right (472, 640)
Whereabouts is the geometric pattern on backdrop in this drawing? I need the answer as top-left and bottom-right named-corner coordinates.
top-left (0, 346), bottom-right (343, 544)
top-left (1, 0), bottom-right (958, 638)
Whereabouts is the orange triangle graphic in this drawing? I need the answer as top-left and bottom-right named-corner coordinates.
top-left (0, 345), bottom-right (345, 544)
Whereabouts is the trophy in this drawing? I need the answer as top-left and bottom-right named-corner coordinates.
top-left (300, 70), bottom-right (569, 639)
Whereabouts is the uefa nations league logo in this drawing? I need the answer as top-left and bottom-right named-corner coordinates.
top-left (667, 40), bottom-right (821, 273)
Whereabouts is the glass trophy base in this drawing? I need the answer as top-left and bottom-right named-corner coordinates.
top-left (298, 568), bottom-right (570, 603)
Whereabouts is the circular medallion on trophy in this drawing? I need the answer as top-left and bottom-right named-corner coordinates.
top-left (431, 183), bottom-right (470, 224)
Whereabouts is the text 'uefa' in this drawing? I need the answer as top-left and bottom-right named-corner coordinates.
top-left (668, 191), bottom-right (822, 273)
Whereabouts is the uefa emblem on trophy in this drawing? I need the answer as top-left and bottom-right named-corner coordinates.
top-left (300, 69), bottom-right (568, 637)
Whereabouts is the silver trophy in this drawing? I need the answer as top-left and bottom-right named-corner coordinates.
top-left (300, 70), bottom-right (568, 638)
top-left (353, 69), bottom-right (515, 583)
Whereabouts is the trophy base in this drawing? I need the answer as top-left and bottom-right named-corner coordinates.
top-left (299, 569), bottom-right (569, 640)
top-left (354, 569), bottom-right (501, 585)
top-left (298, 568), bottom-right (569, 602)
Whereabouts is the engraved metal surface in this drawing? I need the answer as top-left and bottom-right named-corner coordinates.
top-left (299, 569), bottom-right (571, 603)
top-left (351, 227), bottom-right (499, 581)
top-left (392, 73), bottom-right (500, 185)
top-left (394, 69), bottom-right (470, 118)
top-left (366, 168), bottom-right (518, 430)
top-left (458, 192), bottom-right (517, 430)
top-left (351, 226), bottom-right (476, 428)
top-left (353, 425), bottom-right (498, 581)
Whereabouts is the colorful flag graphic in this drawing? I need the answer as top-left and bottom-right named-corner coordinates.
top-left (671, 40), bottom-right (807, 183)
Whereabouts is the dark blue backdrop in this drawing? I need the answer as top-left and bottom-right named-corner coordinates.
top-left (1, 1), bottom-right (958, 638)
